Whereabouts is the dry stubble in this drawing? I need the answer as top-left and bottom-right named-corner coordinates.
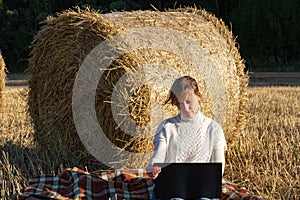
top-left (0, 86), bottom-right (299, 199)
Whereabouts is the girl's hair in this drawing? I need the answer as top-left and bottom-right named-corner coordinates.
top-left (165, 76), bottom-right (201, 106)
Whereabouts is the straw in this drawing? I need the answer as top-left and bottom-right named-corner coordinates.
top-left (28, 7), bottom-right (248, 169)
top-left (0, 52), bottom-right (6, 112)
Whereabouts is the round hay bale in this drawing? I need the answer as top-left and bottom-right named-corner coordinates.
top-left (28, 7), bottom-right (248, 170)
top-left (28, 8), bottom-right (118, 169)
top-left (0, 52), bottom-right (6, 111)
top-left (99, 8), bottom-right (249, 168)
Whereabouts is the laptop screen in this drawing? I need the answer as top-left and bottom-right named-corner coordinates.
top-left (154, 163), bottom-right (222, 199)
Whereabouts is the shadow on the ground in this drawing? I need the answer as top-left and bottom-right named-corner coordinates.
top-left (0, 140), bottom-right (107, 199)
top-left (5, 73), bottom-right (300, 87)
top-left (248, 72), bottom-right (300, 87)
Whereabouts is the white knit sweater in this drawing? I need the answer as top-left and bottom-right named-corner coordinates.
top-left (148, 110), bottom-right (227, 174)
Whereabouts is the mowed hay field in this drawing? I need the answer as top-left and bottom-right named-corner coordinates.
top-left (0, 84), bottom-right (299, 199)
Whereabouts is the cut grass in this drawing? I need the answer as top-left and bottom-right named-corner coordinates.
top-left (0, 86), bottom-right (299, 199)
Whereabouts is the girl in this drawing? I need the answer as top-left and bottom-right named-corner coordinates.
top-left (147, 76), bottom-right (227, 200)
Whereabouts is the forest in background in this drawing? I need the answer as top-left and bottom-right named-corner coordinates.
top-left (0, 0), bottom-right (299, 73)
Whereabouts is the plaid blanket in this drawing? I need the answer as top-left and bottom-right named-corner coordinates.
top-left (18, 167), bottom-right (263, 200)
top-left (221, 180), bottom-right (263, 200)
top-left (18, 167), bottom-right (154, 200)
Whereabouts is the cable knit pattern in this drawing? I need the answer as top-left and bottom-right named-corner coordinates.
top-left (149, 110), bottom-right (227, 167)
top-left (176, 112), bottom-right (211, 162)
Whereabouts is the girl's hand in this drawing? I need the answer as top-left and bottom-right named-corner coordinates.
top-left (146, 165), bottom-right (161, 179)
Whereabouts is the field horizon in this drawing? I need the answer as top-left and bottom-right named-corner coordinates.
top-left (5, 72), bottom-right (300, 87)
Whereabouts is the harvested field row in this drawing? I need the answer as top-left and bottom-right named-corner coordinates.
top-left (1, 86), bottom-right (299, 199)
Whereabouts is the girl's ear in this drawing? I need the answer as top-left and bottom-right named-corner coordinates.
top-left (197, 92), bottom-right (202, 100)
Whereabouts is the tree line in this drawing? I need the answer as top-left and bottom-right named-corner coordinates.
top-left (0, 0), bottom-right (299, 72)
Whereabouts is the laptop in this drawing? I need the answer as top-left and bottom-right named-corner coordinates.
top-left (153, 163), bottom-right (222, 199)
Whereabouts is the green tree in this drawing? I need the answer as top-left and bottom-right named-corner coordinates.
top-left (0, 0), bottom-right (50, 72)
top-left (0, 0), bottom-right (299, 72)
top-left (229, 0), bottom-right (300, 71)
top-left (106, 0), bottom-right (141, 12)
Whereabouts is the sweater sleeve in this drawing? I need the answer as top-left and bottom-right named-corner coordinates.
top-left (211, 121), bottom-right (227, 150)
top-left (209, 121), bottom-right (227, 175)
top-left (148, 120), bottom-right (167, 166)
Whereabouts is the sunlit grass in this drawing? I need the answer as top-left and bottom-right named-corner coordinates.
top-left (0, 86), bottom-right (299, 199)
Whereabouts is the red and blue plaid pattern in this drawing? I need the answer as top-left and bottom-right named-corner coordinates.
top-left (18, 167), bottom-right (154, 200)
top-left (221, 180), bottom-right (263, 200)
top-left (18, 167), bottom-right (263, 200)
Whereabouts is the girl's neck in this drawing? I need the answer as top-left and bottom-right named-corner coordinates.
top-left (180, 108), bottom-right (201, 122)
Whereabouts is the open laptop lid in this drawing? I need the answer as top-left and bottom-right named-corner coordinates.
top-left (154, 163), bottom-right (222, 199)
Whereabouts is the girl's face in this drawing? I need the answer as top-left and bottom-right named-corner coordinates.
top-left (177, 87), bottom-right (200, 118)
